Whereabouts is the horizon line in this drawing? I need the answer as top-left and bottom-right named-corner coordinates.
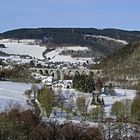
top-left (1, 26), bottom-right (140, 33)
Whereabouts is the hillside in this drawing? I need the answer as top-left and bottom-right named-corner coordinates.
top-left (1, 28), bottom-right (140, 57)
top-left (1, 28), bottom-right (140, 42)
top-left (97, 41), bottom-right (140, 88)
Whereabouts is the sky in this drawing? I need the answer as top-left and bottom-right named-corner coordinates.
top-left (0, 0), bottom-right (140, 32)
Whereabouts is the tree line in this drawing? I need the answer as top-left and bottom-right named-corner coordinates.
top-left (2, 28), bottom-right (140, 42)
top-left (73, 74), bottom-right (95, 93)
top-left (1, 96), bottom-right (140, 140)
top-left (0, 107), bottom-right (102, 140)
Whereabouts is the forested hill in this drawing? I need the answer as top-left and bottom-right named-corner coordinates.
top-left (97, 41), bottom-right (140, 86)
top-left (110, 41), bottom-right (140, 59)
top-left (1, 28), bottom-right (140, 43)
top-left (1, 28), bottom-right (140, 57)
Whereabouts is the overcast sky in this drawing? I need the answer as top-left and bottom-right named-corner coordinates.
top-left (0, 0), bottom-right (140, 32)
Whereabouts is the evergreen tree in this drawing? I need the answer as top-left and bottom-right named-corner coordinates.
top-left (38, 88), bottom-right (54, 117)
top-left (73, 74), bottom-right (95, 93)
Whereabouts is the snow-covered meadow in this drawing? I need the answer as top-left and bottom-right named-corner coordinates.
top-left (53, 87), bottom-right (136, 118)
top-left (0, 39), bottom-right (46, 60)
top-left (0, 81), bottom-right (31, 111)
top-left (0, 39), bottom-right (95, 64)
top-left (46, 46), bottom-right (93, 64)
top-left (0, 81), bottom-right (136, 115)
top-left (0, 80), bottom-right (136, 126)
top-left (102, 88), bottom-right (136, 116)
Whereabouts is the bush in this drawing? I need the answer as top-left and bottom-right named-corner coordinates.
top-left (131, 96), bottom-right (140, 122)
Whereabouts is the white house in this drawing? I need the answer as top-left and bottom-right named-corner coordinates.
top-left (41, 76), bottom-right (53, 86)
top-left (31, 72), bottom-right (47, 81)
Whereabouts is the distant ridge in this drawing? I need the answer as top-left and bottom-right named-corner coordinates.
top-left (1, 28), bottom-right (140, 58)
top-left (1, 28), bottom-right (140, 41)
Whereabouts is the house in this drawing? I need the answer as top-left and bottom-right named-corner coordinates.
top-left (41, 76), bottom-right (53, 86)
top-left (31, 73), bottom-right (47, 81)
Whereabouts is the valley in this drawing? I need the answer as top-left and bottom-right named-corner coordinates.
top-left (0, 28), bottom-right (140, 139)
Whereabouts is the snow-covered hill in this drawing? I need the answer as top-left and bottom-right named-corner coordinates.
top-left (0, 39), bottom-right (46, 60)
top-left (46, 46), bottom-right (94, 64)
top-left (0, 39), bottom-right (96, 65)
top-left (84, 35), bottom-right (128, 45)
top-left (0, 37), bottom-right (127, 65)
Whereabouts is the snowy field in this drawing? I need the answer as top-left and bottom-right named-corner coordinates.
top-left (41, 87), bottom-right (136, 125)
top-left (103, 88), bottom-right (136, 116)
top-left (0, 39), bottom-right (46, 60)
top-left (46, 46), bottom-right (93, 64)
top-left (0, 37), bottom-right (127, 65)
top-left (0, 81), bottom-right (136, 119)
top-left (0, 81), bottom-right (31, 111)
top-left (53, 88), bottom-right (136, 118)
top-left (0, 39), bottom-right (94, 64)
